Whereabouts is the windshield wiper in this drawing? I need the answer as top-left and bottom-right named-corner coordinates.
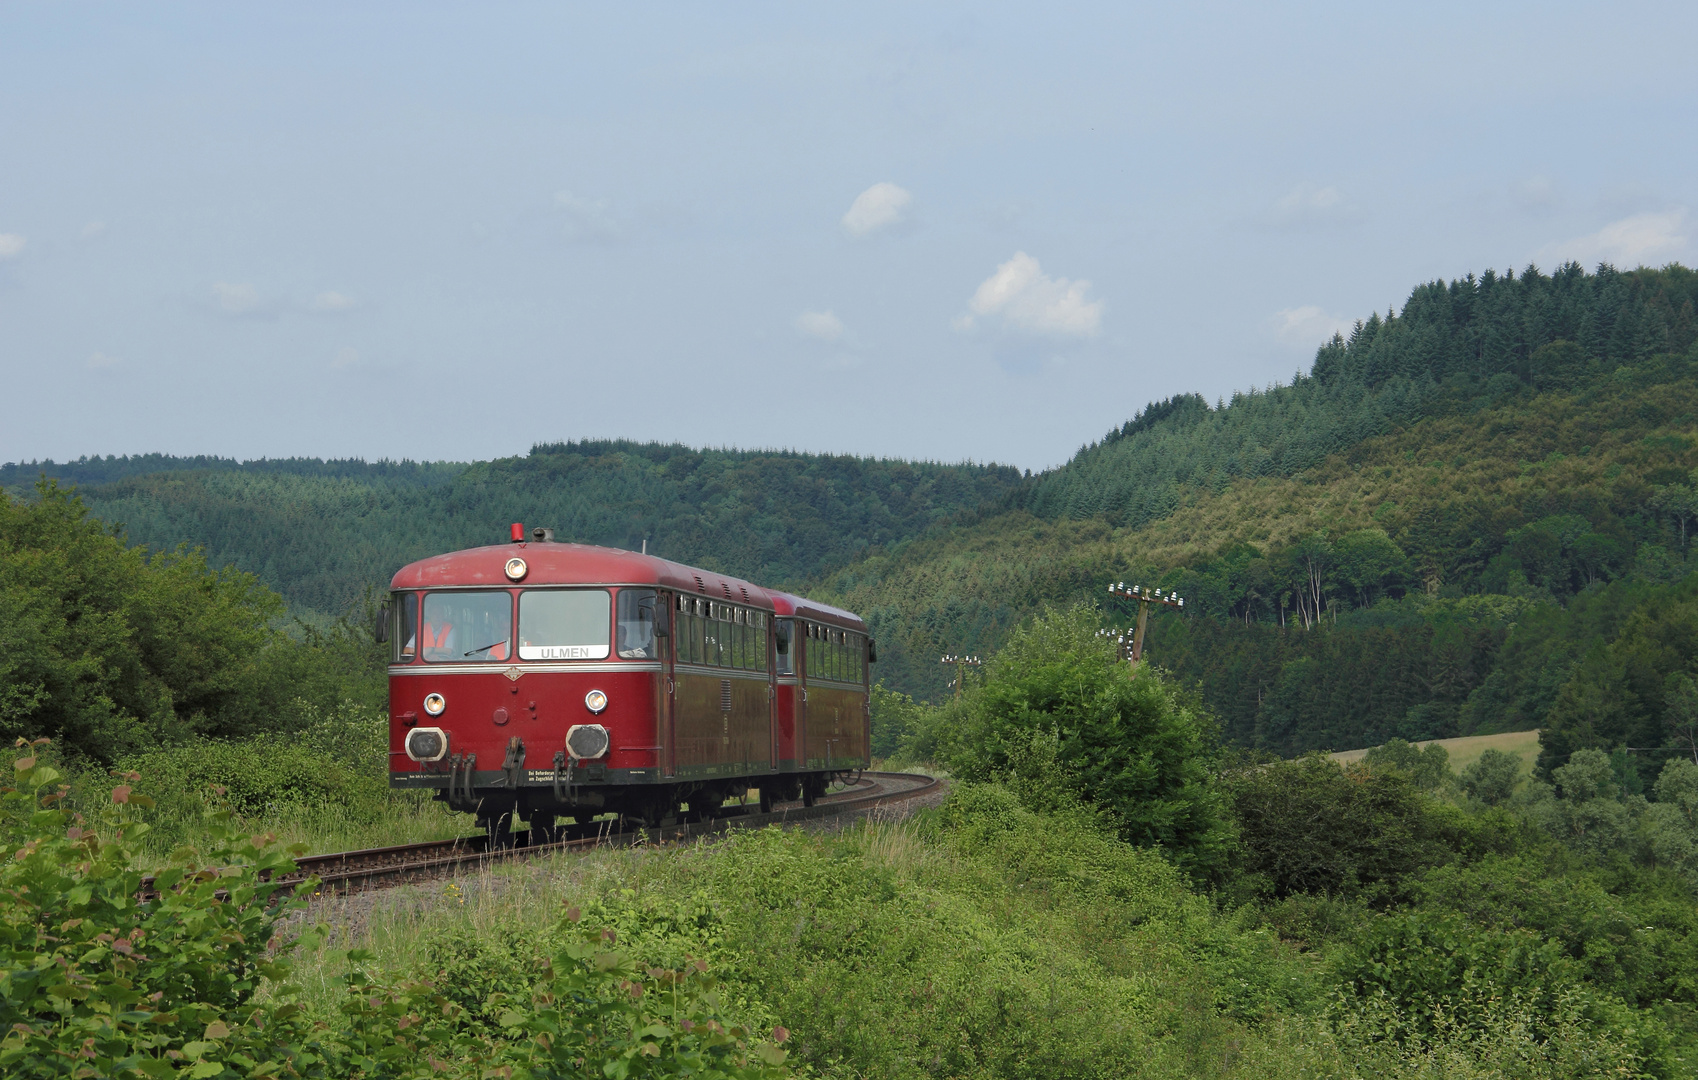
top-left (464, 641), bottom-right (507, 657)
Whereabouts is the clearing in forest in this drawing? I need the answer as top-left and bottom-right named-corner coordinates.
top-left (1331, 729), bottom-right (1541, 776)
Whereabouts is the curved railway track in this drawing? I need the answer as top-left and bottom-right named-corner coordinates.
top-left (264, 770), bottom-right (938, 899)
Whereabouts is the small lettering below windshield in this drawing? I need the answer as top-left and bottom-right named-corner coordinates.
top-left (519, 589), bottom-right (611, 660)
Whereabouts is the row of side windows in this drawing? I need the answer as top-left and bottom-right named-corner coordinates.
top-left (805, 623), bottom-right (865, 684)
top-left (674, 595), bottom-right (768, 672)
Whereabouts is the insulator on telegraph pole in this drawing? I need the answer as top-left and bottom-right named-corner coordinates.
top-left (1104, 578), bottom-right (1184, 669)
top-left (939, 653), bottom-right (983, 701)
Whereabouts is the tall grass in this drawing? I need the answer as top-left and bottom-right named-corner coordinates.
top-left (270, 787), bottom-right (1656, 1079)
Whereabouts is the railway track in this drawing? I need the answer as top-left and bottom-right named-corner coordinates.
top-left (266, 771), bottom-right (938, 899)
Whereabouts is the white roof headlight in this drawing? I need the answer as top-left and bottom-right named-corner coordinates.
top-left (423, 692), bottom-right (446, 716)
top-left (584, 689), bottom-right (608, 714)
top-left (505, 557), bottom-right (528, 581)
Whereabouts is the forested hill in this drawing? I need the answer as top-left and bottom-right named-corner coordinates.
top-left (1020, 262), bottom-right (1696, 527)
top-left (10, 262), bottom-right (1698, 776)
top-left (1, 444), bottom-right (1022, 618)
top-left (823, 262), bottom-right (1698, 780)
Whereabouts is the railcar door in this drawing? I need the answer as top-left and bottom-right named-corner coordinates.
top-left (660, 592), bottom-right (677, 777)
top-left (797, 621), bottom-right (810, 769)
top-left (766, 613), bottom-right (778, 770)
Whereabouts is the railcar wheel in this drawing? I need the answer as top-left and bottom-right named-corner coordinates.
top-left (758, 786), bottom-right (774, 814)
top-left (801, 775), bottom-right (819, 808)
top-left (628, 789), bottom-right (677, 830)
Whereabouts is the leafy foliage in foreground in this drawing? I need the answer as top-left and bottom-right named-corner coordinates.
top-left (0, 742), bottom-right (790, 1079)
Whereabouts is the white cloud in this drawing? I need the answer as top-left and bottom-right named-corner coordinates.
top-left (794, 310), bottom-right (845, 341)
top-left (80, 221), bottom-right (106, 239)
top-left (841, 182), bottom-right (912, 236)
top-left (332, 347), bottom-right (360, 368)
top-left (554, 190), bottom-right (618, 242)
top-left (311, 290), bottom-right (358, 312)
top-left (955, 252), bottom-right (1102, 338)
top-left (1273, 305), bottom-right (1353, 347)
top-left (1539, 209), bottom-right (1690, 269)
top-left (0, 234), bottom-right (26, 259)
top-left (86, 351), bottom-right (121, 370)
top-left (212, 281), bottom-right (259, 314)
top-left (1267, 183), bottom-right (1360, 228)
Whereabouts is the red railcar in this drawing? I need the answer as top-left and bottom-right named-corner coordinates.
top-left (384, 527), bottom-right (872, 844)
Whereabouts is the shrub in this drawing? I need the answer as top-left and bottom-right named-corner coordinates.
top-left (1364, 738), bottom-right (1453, 790)
top-left (0, 740), bottom-right (792, 1080)
top-left (1459, 748), bottom-right (1523, 804)
top-left (118, 701), bottom-right (400, 848)
top-left (1330, 911), bottom-right (1670, 1075)
top-left (0, 740), bottom-right (317, 1078)
top-left (941, 604), bottom-right (1234, 878)
top-left (1222, 755), bottom-right (1514, 903)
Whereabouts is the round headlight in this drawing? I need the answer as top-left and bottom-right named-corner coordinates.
top-left (584, 689), bottom-right (608, 714)
top-left (504, 557), bottom-right (528, 581)
top-left (423, 692), bottom-right (446, 716)
top-left (566, 723), bottom-right (610, 760)
top-left (405, 727), bottom-right (448, 762)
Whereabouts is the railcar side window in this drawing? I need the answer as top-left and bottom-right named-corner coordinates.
top-left (422, 591), bottom-right (513, 662)
top-left (683, 597), bottom-right (704, 664)
top-left (392, 592), bottom-right (419, 663)
top-left (615, 589), bottom-right (657, 659)
top-left (775, 618), bottom-right (794, 675)
top-left (518, 589), bottom-right (611, 661)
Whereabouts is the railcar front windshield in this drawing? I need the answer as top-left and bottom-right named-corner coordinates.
top-left (519, 589), bottom-right (612, 660)
top-left (392, 592), bottom-right (420, 663)
top-left (421, 591), bottom-right (512, 662)
top-left (616, 589), bottom-right (657, 659)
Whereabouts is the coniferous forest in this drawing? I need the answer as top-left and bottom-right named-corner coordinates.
top-left (7, 262), bottom-right (1698, 777)
top-left (12, 260), bottom-right (1698, 1077)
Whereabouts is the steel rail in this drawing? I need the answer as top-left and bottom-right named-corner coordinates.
top-left (259, 770), bottom-right (939, 898)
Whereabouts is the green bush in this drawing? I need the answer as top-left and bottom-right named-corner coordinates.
top-left (0, 740), bottom-right (792, 1080)
top-left (1222, 755), bottom-right (1516, 903)
top-left (1459, 748), bottom-right (1523, 804)
top-left (1364, 738), bottom-right (1453, 790)
top-left (0, 482), bottom-right (385, 765)
top-left (121, 699), bottom-right (388, 818)
top-left (939, 604), bottom-right (1234, 878)
top-left (1331, 911), bottom-right (1670, 1075)
top-left (0, 741), bottom-right (316, 1078)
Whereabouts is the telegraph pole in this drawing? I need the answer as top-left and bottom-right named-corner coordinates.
top-left (1105, 581), bottom-right (1184, 669)
top-left (940, 654), bottom-right (982, 701)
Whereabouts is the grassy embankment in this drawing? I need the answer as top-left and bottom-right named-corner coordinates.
top-left (276, 792), bottom-right (1607, 1080)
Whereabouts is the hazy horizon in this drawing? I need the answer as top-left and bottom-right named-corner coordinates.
top-left (4, 3), bottom-right (1694, 471)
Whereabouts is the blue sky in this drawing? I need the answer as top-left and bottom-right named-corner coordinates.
top-left (2, 3), bottom-right (1694, 471)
